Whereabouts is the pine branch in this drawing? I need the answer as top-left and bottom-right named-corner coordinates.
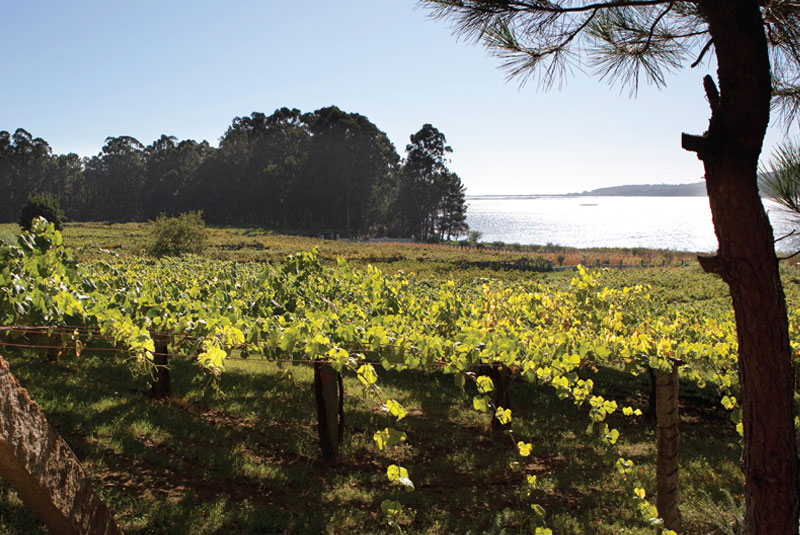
top-left (690, 38), bottom-right (713, 68)
top-left (644, 1), bottom-right (675, 49)
top-left (474, 0), bottom-right (689, 15)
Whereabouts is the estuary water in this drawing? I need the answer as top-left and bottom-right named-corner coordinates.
top-left (465, 196), bottom-right (800, 253)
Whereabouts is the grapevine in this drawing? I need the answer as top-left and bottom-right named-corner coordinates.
top-left (0, 218), bottom-right (763, 532)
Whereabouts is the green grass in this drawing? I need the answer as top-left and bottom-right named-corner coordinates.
top-left (0, 221), bottom-right (764, 533)
top-left (0, 350), bottom-right (742, 535)
top-left (0, 221), bottom-right (701, 278)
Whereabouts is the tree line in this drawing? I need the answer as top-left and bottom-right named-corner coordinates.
top-left (0, 106), bottom-right (468, 240)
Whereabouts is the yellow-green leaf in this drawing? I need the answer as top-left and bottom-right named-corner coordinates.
top-left (615, 457), bottom-right (633, 475)
top-left (357, 364), bottom-right (377, 386)
top-left (477, 375), bottom-right (494, 394)
top-left (495, 407), bottom-right (512, 425)
top-left (387, 464), bottom-right (414, 491)
top-left (373, 427), bottom-right (406, 450)
top-left (721, 395), bottom-right (736, 410)
top-left (473, 395), bottom-right (490, 413)
top-left (385, 399), bottom-right (407, 420)
top-left (381, 499), bottom-right (402, 516)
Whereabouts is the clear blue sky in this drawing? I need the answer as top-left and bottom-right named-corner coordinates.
top-left (1, 0), bottom-right (788, 195)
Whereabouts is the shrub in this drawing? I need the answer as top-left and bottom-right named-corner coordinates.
top-left (0, 228), bottom-right (16, 246)
top-left (18, 192), bottom-right (64, 231)
top-left (468, 230), bottom-right (483, 244)
top-left (145, 211), bottom-right (209, 257)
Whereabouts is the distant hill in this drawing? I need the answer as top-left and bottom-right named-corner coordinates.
top-left (579, 182), bottom-right (707, 196)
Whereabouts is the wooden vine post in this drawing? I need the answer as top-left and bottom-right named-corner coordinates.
top-left (655, 360), bottom-right (681, 532)
top-left (647, 366), bottom-right (657, 420)
top-left (35, 331), bottom-right (60, 363)
top-left (314, 361), bottom-right (344, 461)
top-left (150, 334), bottom-right (170, 398)
top-left (0, 355), bottom-right (123, 535)
top-left (489, 365), bottom-right (513, 437)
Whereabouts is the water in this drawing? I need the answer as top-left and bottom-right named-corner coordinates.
top-left (465, 196), bottom-right (800, 253)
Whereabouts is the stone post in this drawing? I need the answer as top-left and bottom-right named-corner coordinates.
top-left (0, 356), bottom-right (123, 535)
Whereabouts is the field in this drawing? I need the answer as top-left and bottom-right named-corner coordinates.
top-left (1, 353), bottom-right (742, 535)
top-left (0, 222), bottom-right (700, 275)
top-left (0, 221), bottom-right (795, 534)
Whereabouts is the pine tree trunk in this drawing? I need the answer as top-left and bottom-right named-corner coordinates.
top-left (682, 2), bottom-right (800, 533)
top-left (314, 362), bottom-right (343, 461)
top-left (655, 366), bottom-right (680, 532)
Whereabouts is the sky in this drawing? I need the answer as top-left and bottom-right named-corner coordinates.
top-left (0, 0), bottom-right (790, 195)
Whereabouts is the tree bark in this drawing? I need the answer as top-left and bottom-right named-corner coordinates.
top-left (655, 366), bottom-right (680, 532)
top-left (683, 2), bottom-right (800, 533)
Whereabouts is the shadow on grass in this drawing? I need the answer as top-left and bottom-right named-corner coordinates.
top-left (0, 351), bottom-right (743, 535)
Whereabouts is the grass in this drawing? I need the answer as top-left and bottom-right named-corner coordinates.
top-left (0, 350), bottom-right (742, 535)
top-left (0, 221), bottom-right (767, 533)
top-left (0, 222), bottom-right (700, 278)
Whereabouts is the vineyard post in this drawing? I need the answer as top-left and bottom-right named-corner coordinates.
top-left (0, 356), bottom-right (123, 535)
top-left (33, 331), bottom-right (59, 362)
top-left (489, 364), bottom-right (513, 437)
top-left (647, 367), bottom-right (657, 420)
top-left (655, 361), bottom-right (681, 532)
top-left (314, 361), bottom-right (343, 461)
top-left (150, 334), bottom-right (170, 398)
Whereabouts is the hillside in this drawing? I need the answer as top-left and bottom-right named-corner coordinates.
top-left (579, 182), bottom-right (707, 196)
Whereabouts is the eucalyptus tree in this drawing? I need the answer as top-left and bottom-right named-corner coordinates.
top-left (170, 139), bottom-right (214, 215)
top-left (419, 1), bottom-right (800, 533)
top-left (0, 129), bottom-right (54, 222)
top-left (142, 135), bottom-right (179, 217)
top-left (208, 108), bottom-right (311, 226)
top-left (142, 135), bottom-right (212, 219)
top-left (0, 131), bottom-right (11, 221)
top-left (262, 109), bottom-right (315, 227)
top-left (302, 106), bottom-right (400, 234)
top-left (50, 153), bottom-right (84, 218)
top-left (396, 124), bottom-right (459, 240)
top-left (436, 170), bottom-right (469, 240)
top-left (83, 136), bottom-right (146, 221)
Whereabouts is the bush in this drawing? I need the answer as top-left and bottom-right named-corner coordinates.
top-left (145, 211), bottom-right (209, 257)
top-left (18, 192), bottom-right (64, 231)
top-left (468, 230), bottom-right (483, 244)
top-left (0, 228), bottom-right (16, 246)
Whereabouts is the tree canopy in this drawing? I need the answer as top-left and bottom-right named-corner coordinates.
top-left (760, 138), bottom-right (800, 221)
top-left (422, 1), bottom-right (800, 107)
top-left (394, 124), bottom-right (467, 241)
top-left (0, 107), bottom-right (469, 240)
